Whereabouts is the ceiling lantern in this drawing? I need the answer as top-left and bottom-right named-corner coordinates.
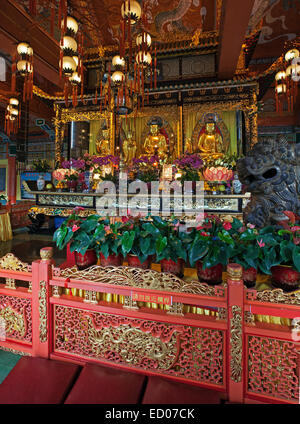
top-left (275, 83), bottom-right (286, 94)
top-left (285, 48), bottom-right (299, 62)
top-left (14, 41), bottom-right (34, 102)
top-left (112, 55), bottom-right (125, 70)
top-left (17, 42), bottom-right (31, 56)
top-left (121, 0), bottom-right (142, 24)
top-left (111, 70), bottom-right (125, 85)
top-left (136, 51), bottom-right (152, 67)
top-left (5, 97), bottom-right (20, 136)
top-left (62, 36), bottom-right (78, 54)
top-left (62, 56), bottom-right (77, 76)
top-left (61, 16), bottom-right (79, 35)
top-left (275, 71), bottom-right (286, 82)
top-left (9, 98), bottom-right (19, 106)
top-left (17, 60), bottom-right (33, 75)
top-left (69, 71), bottom-right (81, 85)
top-left (136, 32), bottom-right (151, 48)
top-left (286, 63), bottom-right (300, 79)
top-left (59, 12), bottom-right (84, 108)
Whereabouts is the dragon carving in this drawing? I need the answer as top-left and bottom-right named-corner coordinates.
top-left (237, 136), bottom-right (300, 228)
top-left (155, 0), bottom-right (192, 34)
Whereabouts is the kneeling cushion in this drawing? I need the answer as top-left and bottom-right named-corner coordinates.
top-left (65, 363), bottom-right (146, 404)
top-left (142, 377), bottom-right (221, 404)
top-left (0, 357), bottom-right (80, 404)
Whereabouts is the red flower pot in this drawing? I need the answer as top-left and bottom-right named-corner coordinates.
top-left (74, 249), bottom-right (97, 270)
top-left (160, 258), bottom-right (184, 278)
top-left (242, 267), bottom-right (257, 289)
top-left (127, 255), bottom-right (151, 269)
top-left (100, 253), bottom-right (123, 267)
top-left (196, 261), bottom-right (223, 285)
top-left (271, 265), bottom-right (300, 292)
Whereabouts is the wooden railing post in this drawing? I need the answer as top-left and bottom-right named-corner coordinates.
top-left (31, 247), bottom-right (54, 358)
top-left (227, 263), bottom-right (244, 403)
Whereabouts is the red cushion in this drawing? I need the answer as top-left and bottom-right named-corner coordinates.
top-left (65, 363), bottom-right (146, 404)
top-left (0, 357), bottom-right (80, 404)
top-left (142, 377), bottom-right (221, 404)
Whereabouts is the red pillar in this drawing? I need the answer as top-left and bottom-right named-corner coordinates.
top-left (227, 263), bottom-right (244, 403)
top-left (7, 156), bottom-right (17, 205)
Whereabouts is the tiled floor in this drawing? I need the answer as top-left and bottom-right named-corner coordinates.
top-left (0, 350), bottom-right (21, 384)
top-left (0, 232), bottom-right (66, 265)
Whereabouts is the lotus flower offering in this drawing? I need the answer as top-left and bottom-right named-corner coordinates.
top-left (203, 167), bottom-right (234, 182)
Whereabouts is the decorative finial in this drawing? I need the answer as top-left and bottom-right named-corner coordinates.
top-left (227, 263), bottom-right (243, 280)
top-left (40, 247), bottom-right (53, 262)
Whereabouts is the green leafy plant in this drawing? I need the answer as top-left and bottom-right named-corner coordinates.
top-left (120, 216), bottom-right (158, 263)
top-left (189, 215), bottom-right (233, 269)
top-left (32, 159), bottom-right (51, 172)
top-left (256, 211), bottom-right (300, 273)
top-left (152, 216), bottom-right (192, 262)
top-left (92, 218), bottom-right (124, 259)
top-left (53, 210), bottom-right (101, 255)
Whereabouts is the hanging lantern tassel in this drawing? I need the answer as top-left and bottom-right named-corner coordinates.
top-left (154, 46), bottom-right (157, 89)
top-left (29, 55), bottom-right (34, 100)
top-left (64, 77), bottom-right (69, 107)
top-left (11, 55), bottom-right (17, 93)
top-left (18, 103), bottom-right (21, 128)
top-left (73, 85), bottom-right (78, 108)
top-left (94, 88), bottom-right (98, 105)
top-left (108, 63), bottom-right (111, 108)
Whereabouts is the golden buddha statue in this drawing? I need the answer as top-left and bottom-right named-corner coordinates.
top-left (96, 128), bottom-right (111, 156)
top-left (143, 119), bottom-right (168, 160)
top-left (198, 122), bottom-right (224, 159)
top-left (185, 137), bottom-right (193, 154)
top-left (122, 131), bottom-right (137, 165)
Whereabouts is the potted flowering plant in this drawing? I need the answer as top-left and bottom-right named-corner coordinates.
top-left (152, 216), bottom-right (192, 278)
top-left (94, 218), bottom-right (124, 266)
top-left (52, 169), bottom-right (67, 191)
top-left (189, 215), bottom-right (233, 285)
top-left (120, 215), bottom-right (159, 269)
top-left (174, 153), bottom-right (203, 183)
top-left (53, 209), bottom-right (100, 269)
top-left (131, 156), bottom-right (160, 185)
top-left (259, 211), bottom-right (300, 291)
top-left (218, 219), bottom-right (260, 288)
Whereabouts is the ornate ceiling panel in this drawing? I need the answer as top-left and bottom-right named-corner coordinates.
top-left (70, 0), bottom-right (217, 46)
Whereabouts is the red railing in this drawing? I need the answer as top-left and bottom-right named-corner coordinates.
top-left (0, 248), bottom-right (299, 404)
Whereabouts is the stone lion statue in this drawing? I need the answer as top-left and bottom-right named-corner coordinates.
top-left (237, 136), bottom-right (300, 228)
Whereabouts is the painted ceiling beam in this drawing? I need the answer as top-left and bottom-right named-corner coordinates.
top-left (217, 0), bottom-right (255, 80)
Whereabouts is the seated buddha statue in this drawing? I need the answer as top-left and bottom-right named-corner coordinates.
top-left (143, 119), bottom-right (168, 160)
top-left (198, 122), bottom-right (224, 159)
top-left (96, 128), bottom-right (111, 156)
top-left (122, 131), bottom-right (137, 165)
